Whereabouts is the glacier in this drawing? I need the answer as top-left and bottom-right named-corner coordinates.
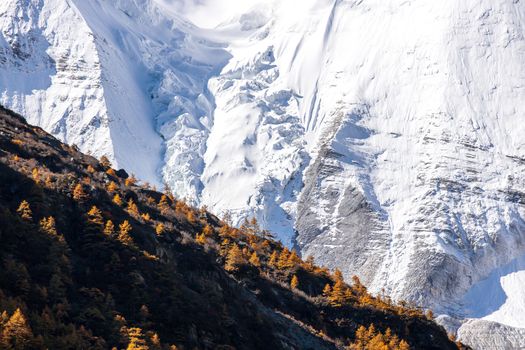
top-left (2, 0), bottom-right (525, 348)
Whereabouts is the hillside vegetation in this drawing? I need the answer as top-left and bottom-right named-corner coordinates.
top-left (0, 106), bottom-right (466, 349)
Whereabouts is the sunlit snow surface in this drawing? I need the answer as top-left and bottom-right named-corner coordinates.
top-left (2, 0), bottom-right (525, 347)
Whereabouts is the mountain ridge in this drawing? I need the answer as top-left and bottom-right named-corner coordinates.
top-left (2, 0), bottom-right (525, 348)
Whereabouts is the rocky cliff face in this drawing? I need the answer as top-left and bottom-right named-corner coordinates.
top-left (1, 0), bottom-right (525, 347)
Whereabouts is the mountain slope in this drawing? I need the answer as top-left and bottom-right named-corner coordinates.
top-left (0, 106), bottom-right (462, 349)
top-left (1, 0), bottom-right (525, 348)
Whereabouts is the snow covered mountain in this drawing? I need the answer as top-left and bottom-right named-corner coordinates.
top-left (2, 0), bottom-right (525, 348)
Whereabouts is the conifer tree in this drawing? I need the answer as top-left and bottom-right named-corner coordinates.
top-left (329, 279), bottom-right (347, 307)
top-left (150, 332), bottom-right (161, 350)
top-left (196, 233), bottom-right (206, 245)
top-left (225, 244), bottom-right (244, 272)
top-left (32, 167), bottom-right (40, 184)
top-left (72, 183), bottom-right (87, 201)
top-left (39, 216), bottom-right (58, 236)
top-left (146, 196), bottom-right (156, 206)
top-left (155, 223), bottom-right (165, 236)
top-left (290, 275), bottom-right (299, 289)
top-left (334, 268), bottom-right (344, 282)
top-left (100, 155), bottom-right (112, 168)
top-left (287, 250), bottom-right (300, 266)
top-left (269, 251), bottom-right (278, 267)
top-left (202, 224), bottom-right (213, 237)
top-left (44, 175), bottom-right (53, 188)
top-left (125, 175), bottom-right (137, 187)
top-left (277, 248), bottom-right (291, 270)
top-left (0, 310), bottom-right (9, 328)
top-left (249, 252), bottom-right (261, 267)
top-left (141, 213), bottom-right (151, 222)
top-left (352, 275), bottom-right (367, 295)
top-left (158, 195), bottom-right (170, 214)
top-left (118, 220), bottom-right (134, 246)
top-left (127, 199), bottom-right (140, 218)
top-left (104, 220), bottom-right (115, 236)
top-left (16, 200), bottom-right (32, 221)
top-left (87, 206), bottom-right (104, 226)
top-left (323, 284), bottom-right (332, 298)
top-left (113, 194), bottom-right (123, 206)
top-left (126, 327), bottom-right (149, 350)
top-left (1, 308), bottom-right (34, 350)
top-left (304, 255), bottom-right (315, 271)
top-left (107, 181), bottom-right (118, 192)
top-left (186, 210), bottom-right (196, 224)
top-left (398, 340), bottom-right (410, 350)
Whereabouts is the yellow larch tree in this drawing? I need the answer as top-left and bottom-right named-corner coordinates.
top-left (113, 194), bottom-right (123, 206)
top-left (107, 181), bottom-right (118, 193)
top-left (39, 216), bottom-right (58, 236)
top-left (87, 206), bottom-right (104, 226)
top-left (72, 183), bottom-right (87, 201)
top-left (104, 220), bottom-right (115, 236)
top-left (290, 275), bottom-right (299, 290)
top-left (16, 200), bottom-right (32, 221)
top-left (249, 252), bottom-right (261, 267)
top-left (127, 198), bottom-right (140, 218)
top-left (118, 220), bottom-right (134, 246)
top-left (225, 243), bottom-right (244, 272)
top-left (268, 251), bottom-right (278, 267)
top-left (155, 223), bottom-right (165, 236)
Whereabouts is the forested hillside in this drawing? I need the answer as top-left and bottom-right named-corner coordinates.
top-left (0, 106), bottom-right (465, 349)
